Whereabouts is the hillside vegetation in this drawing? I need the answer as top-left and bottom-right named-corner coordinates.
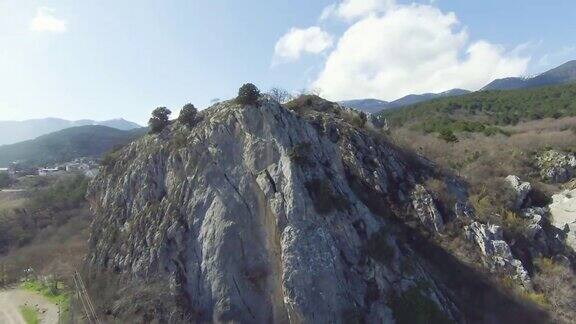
top-left (0, 125), bottom-right (146, 167)
top-left (0, 175), bottom-right (91, 322)
top-left (382, 84), bottom-right (576, 323)
top-left (382, 83), bottom-right (576, 137)
top-left (0, 118), bottom-right (141, 146)
top-left (83, 92), bottom-right (567, 323)
top-left (0, 175), bottom-right (89, 256)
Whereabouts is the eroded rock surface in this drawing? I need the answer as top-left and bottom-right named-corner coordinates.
top-left (505, 175), bottom-right (532, 209)
top-left (87, 99), bottom-right (461, 323)
top-left (411, 185), bottom-right (444, 232)
top-left (465, 222), bottom-right (531, 287)
top-left (536, 150), bottom-right (576, 183)
top-left (549, 189), bottom-right (576, 250)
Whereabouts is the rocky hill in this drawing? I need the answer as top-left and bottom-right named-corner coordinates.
top-left (85, 95), bottom-right (557, 323)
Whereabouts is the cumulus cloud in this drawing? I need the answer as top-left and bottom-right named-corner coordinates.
top-left (273, 27), bottom-right (333, 65)
top-left (312, 3), bottom-right (529, 101)
top-left (322, 0), bottom-right (395, 21)
top-left (30, 7), bottom-right (67, 33)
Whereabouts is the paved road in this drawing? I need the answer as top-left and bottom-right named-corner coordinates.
top-left (0, 289), bottom-right (58, 324)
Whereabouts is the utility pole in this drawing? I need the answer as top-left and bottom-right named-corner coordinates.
top-left (0, 263), bottom-right (4, 287)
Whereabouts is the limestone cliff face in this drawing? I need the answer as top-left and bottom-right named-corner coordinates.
top-left (87, 98), bottom-right (460, 322)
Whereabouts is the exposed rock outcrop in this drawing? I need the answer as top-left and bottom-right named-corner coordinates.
top-left (521, 207), bottom-right (547, 244)
top-left (367, 114), bottom-right (388, 130)
top-left (505, 175), bottom-right (532, 209)
top-left (519, 207), bottom-right (561, 258)
top-left (411, 185), bottom-right (444, 232)
top-left (87, 99), bottom-right (462, 323)
top-left (454, 201), bottom-right (475, 219)
top-left (536, 150), bottom-right (576, 183)
top-left (549, 188), bottom-right (576, 250)
top-left (465, 222), bottom-right (531, 287)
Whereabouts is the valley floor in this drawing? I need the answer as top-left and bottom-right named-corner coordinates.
top-left (0, 288), bottom-right (58, 324)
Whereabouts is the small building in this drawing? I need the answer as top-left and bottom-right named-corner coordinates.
top-left (0, 168), bottom-right (8, 174)
top-left (66, 163), bottom-right (83, 172)
top-left (38, 168), bottom-right (60, 176)
top-left (65, 161), bottom-right (93, 172)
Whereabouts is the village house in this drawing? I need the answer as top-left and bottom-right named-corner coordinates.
top-left (65, 162), bottom-right (91, 172)
top-left (1, 162), bottom-right (27, 176)
top-left (38, 167), bottom-right (61, 177)
top-left (36, 157), bottom-right (100, 178)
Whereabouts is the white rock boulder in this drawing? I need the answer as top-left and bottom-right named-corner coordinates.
top-left (505, 175), bottom-right (532, 209)
top-left (536, 150), bottom-right (576, 183)
top-left (411, 185), bottom-right (444, 232)
top-left (465, 222), bottom-right (531, 287)
top-left (549, 189), bottom-right (576, 250)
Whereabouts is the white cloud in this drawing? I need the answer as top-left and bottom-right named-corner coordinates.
top-left (312, 3), bottom-right (529, 101)
top-left (538, 46), bottom-right (576, 69)
top-left (273, 27), bottom-right (333, 65)
top-left (320, 4), bottom-right (337, 21)
top-left (322, 0), bottom-right (395, 21)
top-left (30, 7), bottom-right (67, 33)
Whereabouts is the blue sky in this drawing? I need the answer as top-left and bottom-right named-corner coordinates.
top-left (0, 0), bottom-right (574, 124)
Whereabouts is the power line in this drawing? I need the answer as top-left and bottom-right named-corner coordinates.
top-left (73, 270), bottom-right (101, 324)
top-left (73, 274), bottom-right (93, 324)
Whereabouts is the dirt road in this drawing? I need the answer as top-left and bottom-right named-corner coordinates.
top-left (0, 289), bottom-right (58, 324)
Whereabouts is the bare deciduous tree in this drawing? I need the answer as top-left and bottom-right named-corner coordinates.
top-left (267, 87), bottom-right (294, 103)
top-left (297, 87), bottom-right (322, 97)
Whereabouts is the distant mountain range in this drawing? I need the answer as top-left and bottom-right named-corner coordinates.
top-left (482, 60), bottom-right (576, 91)
top-left (338, 99), bottom-right (390, 114)
top-left (0, 125), bottom-right (147, 167)
top-left (0, 118), bottom-right (141, 146)
top-left (340, 89), bottom-right (471, 113)
top-left (342, 60), bottom-right (576, 113)
top-left (389, 89), bottom-right (471, 109)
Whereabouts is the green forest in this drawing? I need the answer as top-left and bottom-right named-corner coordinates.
top-left (381, 83), bottom-right (576, 137)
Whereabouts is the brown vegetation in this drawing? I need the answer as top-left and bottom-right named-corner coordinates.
top-left (390, 116), bottom-right (576, 323)
top-left (392, 116), bottom-right (576, 197)
top-left (533, 258), bottom-right (576, 323)
top-left (0, 175), bottom-right (90, 285)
